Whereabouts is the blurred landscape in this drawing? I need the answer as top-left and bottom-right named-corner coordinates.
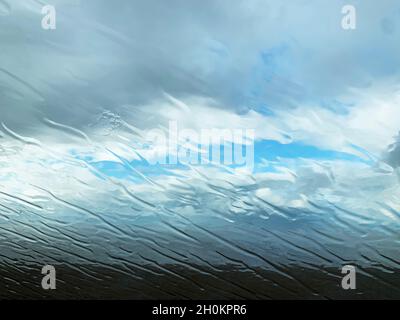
top-left (1, 0), bottom-right (400, 300)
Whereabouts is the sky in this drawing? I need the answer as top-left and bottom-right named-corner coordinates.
top-left (0, 0), bottom-right (400, 268)
top-left (0, 0), bottom-right (399, 199)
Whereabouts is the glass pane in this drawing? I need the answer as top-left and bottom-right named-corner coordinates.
top-left (0, 0), bottom-right (399, 299)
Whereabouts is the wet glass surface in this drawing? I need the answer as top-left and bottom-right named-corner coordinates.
top-left (0, 0), bottom-right (399, 299)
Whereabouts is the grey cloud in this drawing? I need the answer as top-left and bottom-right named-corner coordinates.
top-left (385, 132), bottom-right (400, 168)
top-left (1, 0), bottom-right (400, 137)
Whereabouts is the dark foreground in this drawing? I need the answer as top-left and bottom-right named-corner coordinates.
top-left (1, 263), bottom-right (399, 300)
